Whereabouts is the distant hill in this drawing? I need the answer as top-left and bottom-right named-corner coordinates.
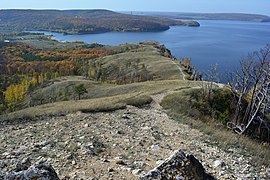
top-left (131, 12), bottom-right (270, 22)
top-left (0, 9), bottom-right (199, 34)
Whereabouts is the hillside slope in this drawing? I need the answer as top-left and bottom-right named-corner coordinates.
top-left (0, 40), bottom-right (186, 110)
top-left (0, 88), bottom-right (268, 179)
top-left (0, 9), bottom-right (200, 34)
top-left (1, 33), bottom-right (269, 179)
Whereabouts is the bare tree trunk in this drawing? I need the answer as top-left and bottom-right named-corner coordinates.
top-left (228, 44), bottom-right (270, 136)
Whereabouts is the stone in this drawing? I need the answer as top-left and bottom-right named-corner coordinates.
top-left (132, 169), bottom-right (143, 176)
top-left (140, 149), bottom-right (214, 180)
top-left (245, 173), bottom-right (252, 178)
top-left (213, 160), bottom-right (226, 168)
top-left (0, 97), bottom-right (268, 179)
top-left (66, 154), bottom-right (74, 160)
top-left (114, 157), bottom-right (126, 165)
top-left (176, 176), bottom-right (185, 180)
top-left (156, 160), bottom-right (164, 165)
top-left (133, 161), bottom-right (145, 167)
top-left (0, 160), bottom-right (6, 169)
top-left (14, 146), bottom-right (27, 155)
top-left (108, 167), bottom-right (114, 172)
top-left (34, 141), bottom-right (48, 148)
top-left (101, 158), bottom-right (110, 163)
top-left (15, 161), bottom-right (24, 171)
top-left (22, 157), bottom-right (31, 168)
top-left (115, 159), bottom-right (126, 165)
top-left (2, 152), bottom-right (10, 157)
top-left (3, 161), bottom-right (60, 179)
top-left (150, 144), bottom-right (160, 151)
top-left (122, 114), bottom-right (130, 119)
top-left (116, 130), bottom-right (125, 135)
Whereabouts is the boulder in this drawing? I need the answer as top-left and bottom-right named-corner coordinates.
top-left (2, 160), bottom-right (60, 180)
top-left (140, 149), bottom-right (215, 180)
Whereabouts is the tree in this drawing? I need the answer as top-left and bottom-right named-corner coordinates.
top-left (74, 84), bottom-right (88, 100)
top-left (200, 64), bottom-right (219, 99)
top-left (228, 44), bottom-right (270, 137)
top-left (4, 79), bottom-right (30, 110)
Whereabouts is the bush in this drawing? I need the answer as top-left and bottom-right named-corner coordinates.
top-left (74, 84), bottom-right (88, 100)
top-left (210, 89), bottom-right (233, 124)
top-left (161, 88), bottom-right (233, 124)
top-left (192, 88), bottom-right (233, 124)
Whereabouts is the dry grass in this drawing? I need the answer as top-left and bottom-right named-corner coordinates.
top-left (0, 93), bottom-right (136, 121)
top-left (97, 45), bottom-right (183, 80)
top-left (162, 92), bottom-right (270, 166)
top-left (23, 76), bottom-right (198, 107)
top-left (1, 78), bottom-right (198, 122)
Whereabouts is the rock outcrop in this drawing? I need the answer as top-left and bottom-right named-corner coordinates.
top-left (1, 161), bottom-right (59, 180)
top-left (141, 149), bottom-right (214, 180)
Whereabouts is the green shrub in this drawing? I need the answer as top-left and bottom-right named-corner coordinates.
top-left (161, 88), bottom-right (233, 124)
top-left (74, 84), bottom-right (88, 100)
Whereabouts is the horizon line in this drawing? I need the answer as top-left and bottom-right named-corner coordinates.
top-left (0, 8), bottom-right (269, 16)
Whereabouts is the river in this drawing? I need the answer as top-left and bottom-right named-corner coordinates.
top-left (35, 20), bottom-right (270, 82)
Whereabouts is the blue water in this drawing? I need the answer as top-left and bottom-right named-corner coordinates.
top-left (37, 20), bottom-right (270, 82)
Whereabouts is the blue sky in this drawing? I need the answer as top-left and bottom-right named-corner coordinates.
top-left (1, 0), bottom-right (270, 15)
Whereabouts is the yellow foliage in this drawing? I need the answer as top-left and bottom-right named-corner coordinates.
top-left (4, 80), bottom-right (30, 109)
top-left (31, 77), bottom-right (39, 86)
top-left (184, 58), bottom-right (191, 68)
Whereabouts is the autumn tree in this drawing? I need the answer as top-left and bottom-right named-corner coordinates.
top-left (4, 79), bottom-right (30, 110)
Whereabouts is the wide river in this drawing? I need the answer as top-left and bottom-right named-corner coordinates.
top-left (38, 20), bottom-right (270, 82)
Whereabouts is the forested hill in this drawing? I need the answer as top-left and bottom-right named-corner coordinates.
top-left (133, 12), bottom-right (270, 22)
top-left (0, 9), bottom-right (199, 34)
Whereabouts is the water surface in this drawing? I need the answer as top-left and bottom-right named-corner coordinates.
top-left (37, 20), bottom-right (270, 82)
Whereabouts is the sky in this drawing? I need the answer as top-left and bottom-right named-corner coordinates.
top-left (1, 0), bottom-right (270, 16)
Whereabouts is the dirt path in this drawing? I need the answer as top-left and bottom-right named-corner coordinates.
top-left (0, 91), bottom-right (267, 179)
top-left (150, 89), bottom-right (185, 110)
top-left (171, 61), bottom-right (186, 81)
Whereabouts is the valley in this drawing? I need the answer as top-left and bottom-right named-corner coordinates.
top-left (0, 9), bottom-right (270, 179)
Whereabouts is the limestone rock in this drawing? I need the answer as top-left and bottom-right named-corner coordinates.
top-left (213, 160), bottom-right (226, 168)
top-left (140, 149), bottom-right (214, 180)
top-left (2, 161), bottom-right (60, 180)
